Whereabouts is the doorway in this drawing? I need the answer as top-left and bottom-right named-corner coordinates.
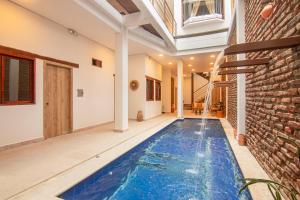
top-left (44, 62), bottom-right (72, 139)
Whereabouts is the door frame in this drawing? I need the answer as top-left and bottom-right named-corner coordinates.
top-left (171, 77), bottom-right (174, 113)
top-left (43, 60), bottom-right (73, 138)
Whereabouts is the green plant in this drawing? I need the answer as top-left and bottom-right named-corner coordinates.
top-left (240, 135), bottom-right (300, 200)
top-left (239, 178), bottom-right (300, 200)
top-left (275, 135), bottom-right (300, 159)
top-left (215, 101), bottom-right (224, 111)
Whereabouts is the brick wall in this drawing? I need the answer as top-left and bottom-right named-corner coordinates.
top-left (244, 0), bottom-right (300, 195)
top-left (227, 25), bottom-right (237, 130)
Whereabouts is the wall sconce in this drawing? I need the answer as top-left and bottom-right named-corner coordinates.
top-left (261, 2), bottom-right (275, 19)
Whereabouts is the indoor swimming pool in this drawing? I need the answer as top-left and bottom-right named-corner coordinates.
top-left (59, 119), bottom-right (252, 200)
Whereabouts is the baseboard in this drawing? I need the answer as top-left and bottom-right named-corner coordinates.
top-left (0, 137), bottom-right (44, 152)
top-left (0, 121), bottom-right (114, 152)
top-left (73, 121), bottom-right (114, 133)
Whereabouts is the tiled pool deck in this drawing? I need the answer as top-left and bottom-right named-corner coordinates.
top-left (0, 114), bottom-right (273, 200)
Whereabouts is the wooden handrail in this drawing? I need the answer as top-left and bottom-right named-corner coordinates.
top-left (193, 82), bottom-right (209, 94)
top-left (214, 81), bottom-right (235, 87)
top-left (218, 68), bottom-right (255, 75)
top-left (214, 81), bottom-right (235, 84)
top-left (219, 58), bottom-right (270, 68)
top-left (149, 0), bottom-right (177, 36)
top-left (224, 35), bottom-right (300, 55)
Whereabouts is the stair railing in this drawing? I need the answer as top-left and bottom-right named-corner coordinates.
top-left (193, 82), bottom-right (209, 102)
top-left (149, 0), bottom-right (177, 36)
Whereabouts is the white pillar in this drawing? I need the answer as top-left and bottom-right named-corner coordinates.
top-left (236, 0), bottom-right (246, 141)
top-left (177, 60), bottom-right (183, 119)
top-left (114, 26), bottom-right (128, 131)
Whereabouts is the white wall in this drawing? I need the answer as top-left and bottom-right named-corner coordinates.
top-left (0, 59), bottom-right (44, 147)
top-left (128, 55), bottom-right (163, 120)
top-left (145, 57), bottom-right (162, 119)
top-left (0, 1), bottom-right (115, 147)
top-left (183, 76), bottom-right (191, 104)
top-left (162, 68), bottom-right (171, 113)
top-left (128, 55), bottom-right (146, 119)
top-left (176, 32), bottom-right (228, 51)
top-left (193, 74), bottom-right (209, 92)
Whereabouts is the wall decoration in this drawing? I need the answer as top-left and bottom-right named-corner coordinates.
top-left (77, 89), bottom-right (84, 97)
top-left (260, 2), bottom-right (274, 19)
top-left (92, 58), bottom-right (102, 68)
top-left (130, 80), bottom-right (139, 91)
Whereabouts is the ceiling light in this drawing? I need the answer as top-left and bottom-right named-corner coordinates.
top-left (159, 54), bottom-right (163, 57)
top-left (192, 69), bottom-right (195, 72)
top-left (210, 55), bottom-right (215, 58)
top-left (190, 57), bottom-right (194, 60)
top-left (168, 62), bottom-right (173, 65)
top-left (188, 64), bottom-right (192, 67)
top-left (210, 62), bottom-right (214, 65)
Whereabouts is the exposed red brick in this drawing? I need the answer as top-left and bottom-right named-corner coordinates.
top-left (239, 0), bottom-right (300, 196)
top-left (288, 121), bottom-right (300, 129)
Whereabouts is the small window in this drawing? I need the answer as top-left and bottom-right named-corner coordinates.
top-left (0, 56), bottom-right (35, 105)
top-left (146, 78), bottom-right (154, 101)
top-left (183, 0), bottom-right (223, 23)
top-left (155, 81), bottom-right (161, 101)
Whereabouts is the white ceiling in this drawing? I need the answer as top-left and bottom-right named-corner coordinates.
top-left (129, 40), bottom-right (220, 74)
top-left (181, 51), bottom-right (220, 74)
top-left (11, 0), bottom-right (220, 75)
top-left (11, 0), bottom-right (167, 54)
top-left (11, 0), bottom-right (116, 49)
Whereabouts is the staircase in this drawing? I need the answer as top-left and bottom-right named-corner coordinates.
top-left (193, 73), bottom-right (209, 103)
top-left (196, 72), bottom-right (210, 80)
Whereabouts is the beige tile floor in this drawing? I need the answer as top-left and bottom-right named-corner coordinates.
top-left (0, 115), bottom-right (176, 200)
top-left (0, 113), bottom-right (273, 200)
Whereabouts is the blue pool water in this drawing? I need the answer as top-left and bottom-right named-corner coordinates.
top-left (59, 119), bottom-right (252, 200)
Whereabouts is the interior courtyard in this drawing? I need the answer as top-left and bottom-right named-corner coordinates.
top-left (0, 0), bottom-right (299, 199)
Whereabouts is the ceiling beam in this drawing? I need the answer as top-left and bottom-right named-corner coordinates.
top-left (224, 36), bottom-right (300, 55)
top-left (123, 12), bottom-right (150, 28)
top-left (218, 68), bottom-right (255, 75)
top-left (219, 58), bottom-right (270, 68)
top-left (76, 0), bottom-right (122, 32)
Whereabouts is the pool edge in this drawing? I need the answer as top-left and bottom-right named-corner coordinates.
top-left (219, 118), bottom-right (274, 200)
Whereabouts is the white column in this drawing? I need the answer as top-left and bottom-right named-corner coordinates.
top-left (177, 60), bottom-right (183, 119)
top-left (114, 26), bottom-right (128, 131)
top-left (236, 0), bottom-right (246, 140)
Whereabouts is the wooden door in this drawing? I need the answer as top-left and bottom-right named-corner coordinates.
top-left (171, 77), bottom-right (174, 113)
top-left (175, 87), bottom-right (177, 110)
top-left (44, 63), bottom-right (72, 139)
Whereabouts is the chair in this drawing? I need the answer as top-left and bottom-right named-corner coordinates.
top-left (195, 103), bottom-right (203, 114)
top-left (192, 102), bottom-right (198, 113)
